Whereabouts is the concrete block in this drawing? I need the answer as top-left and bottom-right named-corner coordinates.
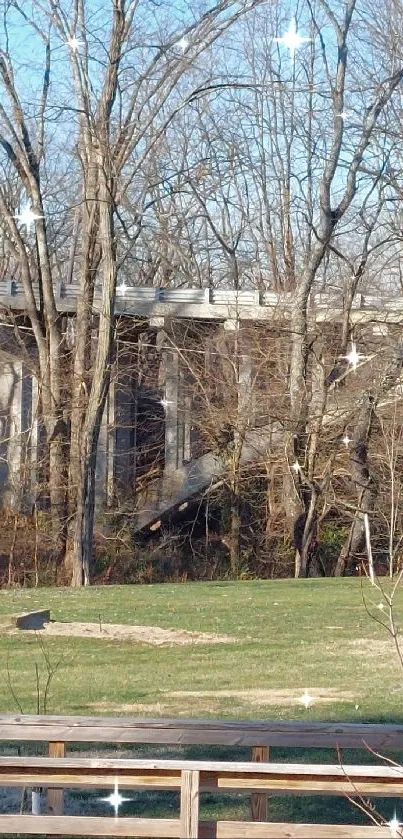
top-left (12, 610), bottom-right (50, 630)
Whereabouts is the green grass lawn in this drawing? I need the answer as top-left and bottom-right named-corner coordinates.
top-left (0, 577), bottom-right (402, 721)
top-left (0, 578), bottom-right (402, 830)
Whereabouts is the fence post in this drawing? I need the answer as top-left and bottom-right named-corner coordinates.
top-left (47, 741), bottom-right (65, 815)
top-left (180, 769), bottom-right (199, 838)
top-left (251, 745), bottom-right (269, 821)
top-left (31, 788), bottom-right (42, 814)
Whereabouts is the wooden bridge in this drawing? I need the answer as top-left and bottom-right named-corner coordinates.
top-left (0, 713), bottom-right (402, 836)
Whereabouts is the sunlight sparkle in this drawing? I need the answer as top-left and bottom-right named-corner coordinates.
top-left (274, 18), bottom-right (310, 58)
top-left (177, 37), bottom-right (189, 53)
top-left (14, 205), bottom-right (43, 234)
top-left (160, 398), bottom-right (174, 410)
top-left (343, 342), bottom-right (366, 371)
top-left (66, 36), bottom-right (82, 52)
top-left (342, 434), bottom-right (351, 447)
top-left (299, 689), bottom-right (313, 709)
top-left (101, 780), bottom-right (129, 817)
top-left (388, 814), bottom-right (401, 837)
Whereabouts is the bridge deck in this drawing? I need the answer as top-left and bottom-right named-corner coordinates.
top-left (1, 281), bottom-right (402, 322)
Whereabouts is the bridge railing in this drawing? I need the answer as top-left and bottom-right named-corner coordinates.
top-left (1, 279), bottom-right (402, 313)
top-left (210, 288), bottom-right (260, 305)
top-left (0, 714), bottom-right (403, 834)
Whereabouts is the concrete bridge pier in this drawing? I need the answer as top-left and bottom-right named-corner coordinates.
top-left (95, 375), bottom-right (116, 509)
top-left (237, 352), bottom-right (253, 430)
top-left (223, 318), bottom-right (254, 431)
top-left (95, 358), bottom-right (137, 510)
top-left (161, 347), bottom-right (189, 500)
top-left (0, 360), bottom-right (36, 509)
top-left (163, 348), bottom-right (181, 474)
top-left (94, 329), bottom-right (189, 511)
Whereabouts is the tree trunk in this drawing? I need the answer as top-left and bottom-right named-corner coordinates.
top-left (286, 244), bottom-right (336, 575)
top-left (229, 492), bottom-right (241, 578)
top-left (334, 515), bottom-right (366, 577)
top-left (286, 280), bottom-right (310, 577)
top-left (48, 427), bottom-right (68, 568)
top-left (33, 186), bottom-right (68, 559)
top-left (334, 394), bottom-right (377, 576)
top-left (69, 142), bottom-right (116, 585)
top-left (299, 345), bottom-right (326, 577)
top-left (65, 189), bottom-right (100, 582)
top-left (70, 445), bottom-right (98, 586)
top-left (39, 376), bottom-right (68, 570)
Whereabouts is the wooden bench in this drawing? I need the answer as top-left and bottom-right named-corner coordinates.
top-left (0, 754), bottom-right (401, 837)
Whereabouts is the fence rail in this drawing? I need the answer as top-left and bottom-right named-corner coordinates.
top-left (0, 754), bottom-right (400, 837)
top-left (0, 816), bottom-right (394, 838)
top-left (1, 280), bottom-right (402, 320)
top-left (2, 754), bottom-right (403, 794)
top-left (0, 714), bottom-right (402, 836)
top-left (1, 713), bottom-right (403, 749)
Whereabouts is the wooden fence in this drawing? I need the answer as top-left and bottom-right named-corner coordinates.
top-left (0, 714), bottom-right (403, 837)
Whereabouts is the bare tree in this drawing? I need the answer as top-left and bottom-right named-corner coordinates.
top-left (159, 0), bottom-right (403, 576)
top-left (0, 0), bottom-right (266, 584)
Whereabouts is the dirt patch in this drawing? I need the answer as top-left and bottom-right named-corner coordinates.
top-left (90, 698), bottom-right (222, 715)
top-left (347, 638), bottom-right (396, 656)
top-left (15, 621), bottom-right (236, 646)
top-left (88, 690), bottom-right (355, 715)
top-left (166, 687), bottom-right (356, 706)
top-left (88, 688), bottom-right (356, 716)
top-left (91, 700), bottom-right (172, 715)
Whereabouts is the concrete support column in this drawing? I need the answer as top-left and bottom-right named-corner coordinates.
top-left (95, 397), bottom-right (108, 508)
top-left (96, 360), bottom-right (138, 509)
top-left (183, 395), bottom-right (192, 462)
top-left (177, 367), bottom-right (189, 467)
top-left (163, 349), bottom-right (180, 474)
top-left (95, 361), bottom-right (116, 508)
top-left (0, 360), bottom-right (23, 507)
top-left (223, 319), bottom-right (253, 427)
top-left (8, 361), bottom-right (23, 506)
top-left (238, 353), bottom-right (253, 424)
top-left (106, 372), bottom-right (116, 506)
top-left (29, 375), bottom-right (39, 504)
top-left (0, 365), bottom-right (42, 510)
